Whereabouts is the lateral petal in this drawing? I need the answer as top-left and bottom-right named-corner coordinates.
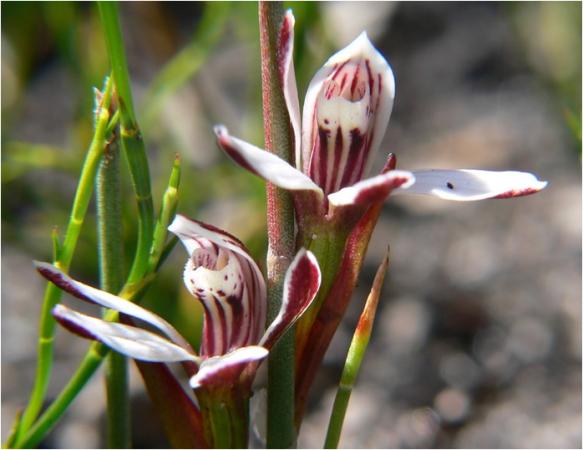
top-left (278, 10), bottom-right (302, 169)
top-left (328, 170), bottom-right (414, 208)
top-left (189, 346), bottom-right (268, 389)
top-left (214, 125), bottom-right (323, 194)
top-left (259, 249), bottom-right (321, 349)
top-left (393, 169), bottom-right (548, 201)
top-left (35, 262), bottom-right (193, 351)
top-left (53, 304), bottom-right (198, 363)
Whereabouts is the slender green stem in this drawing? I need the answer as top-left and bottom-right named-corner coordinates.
top-left (324, 250), bottom-right (389, 449)
top-left (259, 2), bottom-right (298, 448)
top-left (148, 155), bottom-right (181, 273)
top-left (96, 135), bottom-right (131, 448)
top-left (17, 341), bottom-right (110, 449)
top-left (13, 154), bottom-right (182, 448)
top-left (98, 1), bottom-right (155, 286)
top-left (16, 78), bottom-right (115, 441)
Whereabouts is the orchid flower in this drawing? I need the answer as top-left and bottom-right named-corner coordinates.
top-left (35, 214), bottom-right (321, 444)
top-left (212, 10), bottom-right (547, 423)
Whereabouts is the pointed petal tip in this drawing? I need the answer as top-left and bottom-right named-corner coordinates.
top-left (493, 178), bottom-right (548, 199)
top-left (284, 9), bottom-right (295, 24)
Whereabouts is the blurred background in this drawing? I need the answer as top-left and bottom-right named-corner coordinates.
top-left (2, 2), bottom-right (581, 448)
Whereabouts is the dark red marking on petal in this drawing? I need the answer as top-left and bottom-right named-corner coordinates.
top-left (332, 126), bottom-right (344, 192)
top-left (382, 153), bottom-right (397, 173)
top-left (316, 127), bottom-right (330, 190)
top-left (352, 175), bottom-right (411, 205)
top-left (365, 59), bottom-right (374, 95)
top-left (339, 73), bottom-right (348, 92)
top-left (277, 13), bottom-right (293, 83)
top-left (182, 214), bottom-right (247, 251)
top-left (261, 252), bottom-right (320, 350)
top-left (350, 65), bottom-right (360, 98)
top-left (340, 128), bottom-right (364, 188)
top-left (493, 187), bottom-right (542, 199)
top-left (218, 136), bottom-right (262, 178)
top-left (53, 308), bottom-right (98, 341)
top-left (331, 60), bottom-right (349, 81)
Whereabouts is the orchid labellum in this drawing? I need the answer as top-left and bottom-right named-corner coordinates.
top-left (35, 214), bottom-right (321, 445)
top-left (213, 10), bottom-right (547, 423)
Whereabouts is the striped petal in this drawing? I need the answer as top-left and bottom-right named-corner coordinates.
top-left (393, 169), bottom-right (548, 201)
top-left (260, 249), bottom-right (321, 349)
top-left (189, 346), bottom-right (268, 389)
top-left (328, 170), bottom-right (414, 209)
top-left (214, 125), bottom-right (323, 194)
top-left (35, 262), bottom-right (193, 351)
top-left (169, 215), bottom-right (267, 356)
top-left (53, 304), bottom-right (198, 363)
top-left (278, 10), bottom-right (302, 170)
top-left (302, 32), bottom-right (395, 194)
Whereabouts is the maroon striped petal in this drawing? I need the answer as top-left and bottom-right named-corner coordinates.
top-left (302, 33), bottom-right (395, 193)
top-left (214, 125), bottom-right (323, 194)
top-left (53, 304), bottom-right (199, 363)
top-left (260, 249), bottom-right (321, 349)
top-left (169, 215), bottom-right (267, 357)
top-left (278, 9), bottom-right (302, 169)
top-left (35, 261), bottom-right (193, 352)
top-left (189, 346), bottom-right (268, 389)
top-left (327, 170), bottom-right (414, 222)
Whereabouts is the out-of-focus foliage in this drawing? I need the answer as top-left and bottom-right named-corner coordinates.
top-left (508, 2), bottom-right (582, 146)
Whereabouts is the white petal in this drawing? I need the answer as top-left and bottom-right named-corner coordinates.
top-left (189, 346), bottom-right (268, 389)
top-left (259, 249), bottom-right (321, 349)
top-left (394, 169), bottom-right (548, 201)
top-left (35, 262), bottom-right (192, 351)
top-left (53, 304), bottom-right (199, 363)
top-left (278, 10), bottom-right (302, 169)
top-left (328, 170), bottom-right (414, 207)
top-left (214, 125), bottom-right (323, 194)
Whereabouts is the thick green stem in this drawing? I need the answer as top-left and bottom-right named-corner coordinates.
top-left (259, 2), bottom-right (297, 448)
top-left (15, 78), bottom-right (115, 441)
top-left (96, 137), bottom-right (130, 448)
top-left (98, 1), bottom-right (155, 286)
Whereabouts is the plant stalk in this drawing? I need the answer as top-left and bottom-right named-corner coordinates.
top-left (96, 135), bottom-right (131, 448)
top-left (15, 78), bottom-right (115, 442)
top-left (259, 1), bottom-right (297, 448)
top-left (324, 250), bottom-right (389, 448)
top-left (98, 1), bottom-right (155, 287)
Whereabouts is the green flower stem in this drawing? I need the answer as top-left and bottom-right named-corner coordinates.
top-left (16, 338), bottom-right (111, 449)
top-left (15, 78), bottom-right (115, 441)
top-left (148, 155), bottom-right (181, 273)
top-left (14, 157), bottom-right (182, 448)
top-left (96, 135), bottom-right (130, 448)
top-left (258, 2), bottom-right (297, 448)
top-left (324, 250), bottom-right (389, 449)
top-left (98, 1), bottom-right (155, 287)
